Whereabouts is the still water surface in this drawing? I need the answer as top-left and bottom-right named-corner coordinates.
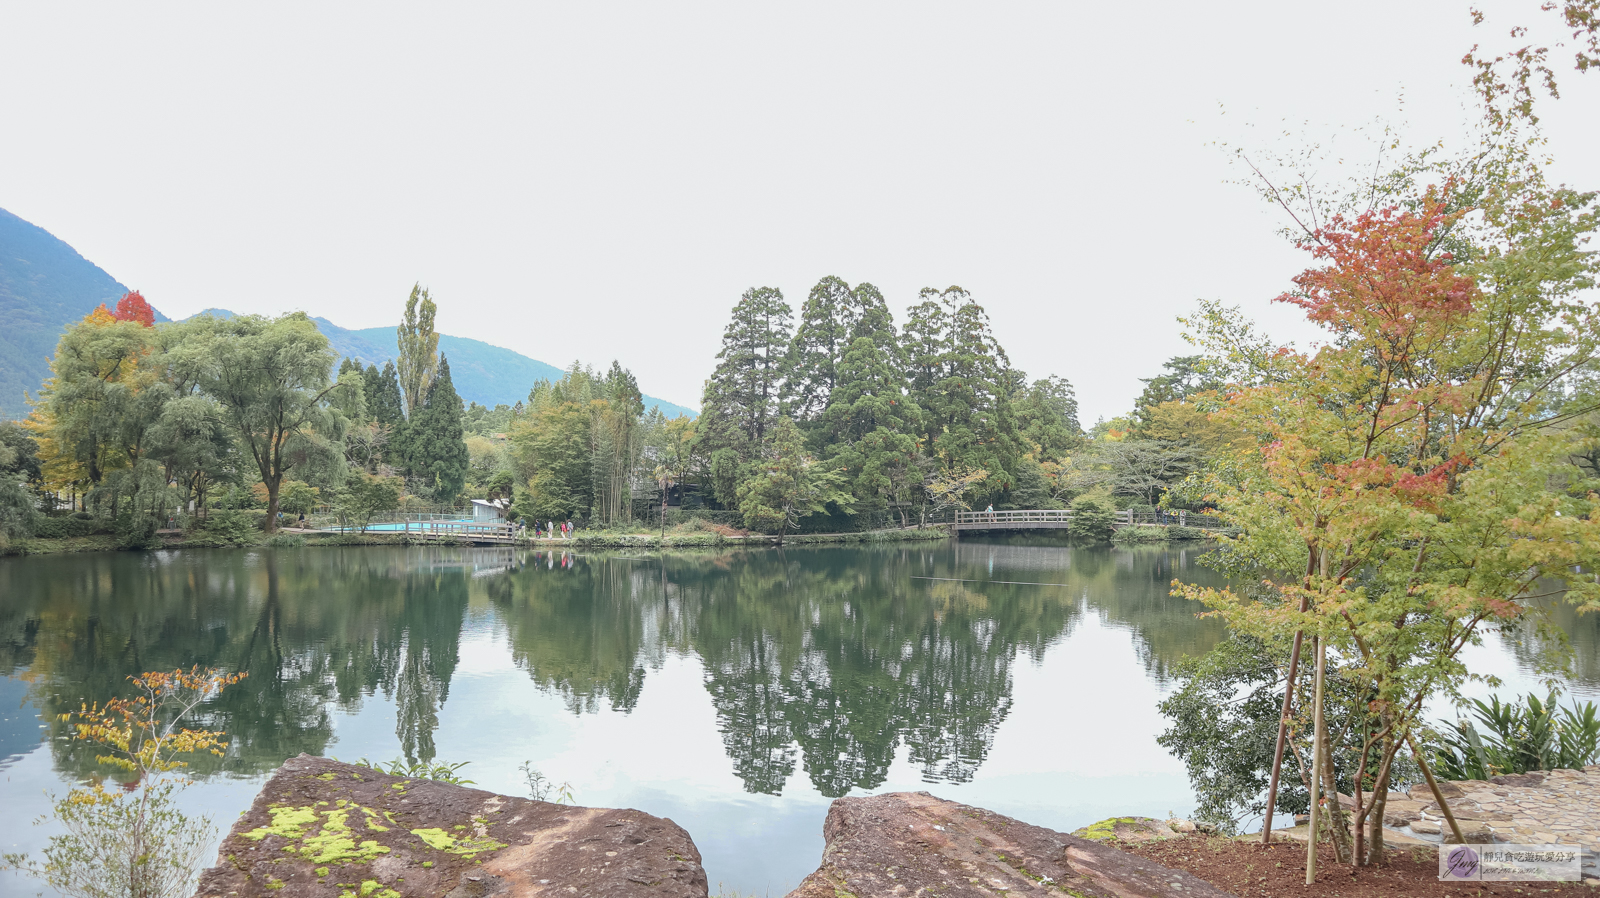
top-left (1, 538), bottom-right (1594, 896)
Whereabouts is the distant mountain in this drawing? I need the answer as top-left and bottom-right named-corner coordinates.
top-left (0, 207), bottom-right (170, 420)
top-left (0, 204), bottom-right (696, 422)
top-left (283, 316), bottom-right (695, 419)
top-left (192, 310), bottom-right (693, 418)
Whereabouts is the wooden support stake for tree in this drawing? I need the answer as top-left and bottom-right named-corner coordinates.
top-left (1305, 636), bottom-right (1326, 885)
top-left (1405, 732), bottom-right (1465, 845)
top-left (1260, 596), bottom-right (1311, 846)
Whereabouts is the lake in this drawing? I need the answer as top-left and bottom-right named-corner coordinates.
top-left (1, 538), bottom-right (1595, 897)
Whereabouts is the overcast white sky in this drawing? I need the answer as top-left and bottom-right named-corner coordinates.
top-left (2, 1), bottom-right (1596, 422)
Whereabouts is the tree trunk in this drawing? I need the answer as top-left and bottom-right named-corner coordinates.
top-left (265, 477), bottom-right (281, 533)
top-left (1319, 721), bottom-right (1352, 864)
top-left (1366, 736), bottom-right (1399, 866)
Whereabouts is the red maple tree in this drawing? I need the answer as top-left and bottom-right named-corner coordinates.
top-left (111, 291), bottom-right (155, 327)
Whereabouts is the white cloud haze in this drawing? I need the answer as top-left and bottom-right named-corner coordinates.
top-left (1, 1), bottom-right (1595, 422)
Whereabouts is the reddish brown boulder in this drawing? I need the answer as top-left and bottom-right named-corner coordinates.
top-left (193, 755), bottom-right (707, 898)
top-left (784, 792), bottom-right (1236, 898)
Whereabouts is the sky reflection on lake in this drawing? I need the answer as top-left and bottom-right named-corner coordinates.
top-left (0, 538), bottom-right (1593, 896)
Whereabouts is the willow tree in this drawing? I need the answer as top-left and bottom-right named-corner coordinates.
top-left (180, 313), bottom-right (348, 531)
top-left (397, 283), bottom-right (439, 417)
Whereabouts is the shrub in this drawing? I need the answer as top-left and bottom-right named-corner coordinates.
top-left (192, 510), bottom-right (258, 547)
top-left (30, 516), bottom-right (110, 539)
top-left (1166, 525), bottom-right (1206, 540)
top-left (1069, 498), bottom-right (1115, 543)
top-left (1424, 691), bottom-right (1600, 780)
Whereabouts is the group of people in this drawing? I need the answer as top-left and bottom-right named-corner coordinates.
top-left (516, 518), bottom-right (575, 542)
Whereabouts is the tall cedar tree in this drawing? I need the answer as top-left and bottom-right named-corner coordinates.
top-left (697, 287), bottom-right (793, 506)
top-left (815, 288), bottom-right (921, 512)
top-left (407, 355), bottom-right (469, 502)
top-left (783, 276), bottom-right (857, 424)
top-left (1011, 375), bottom-right (1083, 462)
top-left (902, 286), bottom-right (1022, 498)
top-left (397, 283), bottom-right (439, 417)
top-left (363, 361), bottom-right (408, 466)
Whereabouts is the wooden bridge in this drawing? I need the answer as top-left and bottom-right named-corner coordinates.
top-left (953, 509), bottom-right (1223, 532)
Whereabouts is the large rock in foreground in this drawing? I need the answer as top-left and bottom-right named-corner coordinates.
top-left (785, 792), bottom-right (1236, 898)
top-left (194, 755), bottom-right (707, 898)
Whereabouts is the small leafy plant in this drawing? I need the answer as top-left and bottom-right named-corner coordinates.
top-left (3, 666), bottom-right (246, 898)
top-left (519, 761), bottom-right (574, 804)
top-left (353, 757), bottom-right (474, 785)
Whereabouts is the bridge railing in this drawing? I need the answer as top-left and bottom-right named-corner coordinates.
top-left (389, 520), bottom-right (515, 541)
top-left (955, 509), bottom-right (1072, 526)
top-left (955, 509), bottom-right (1229, 528)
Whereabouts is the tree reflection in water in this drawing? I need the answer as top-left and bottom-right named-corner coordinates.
top-left (1, 542), bottom-right (1240, 796)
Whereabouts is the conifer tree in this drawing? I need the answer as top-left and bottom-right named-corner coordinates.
top-left (407, 355), bottom-right (469, 502)
top-left (591, 361), bottom-right (645, 524)
top-left (365, 362), bottom-right (406, 428)
top-left (1012, 375), bottom-right (1082, 463)
top-left (816, 286), bottom-right (920, 512)
top-left (783, 276), bottom-right (857, 423)
top-left (697, 287), bottom-right (793, 505)
top-left (901, 286), bottom-right (1022, 498)
top-left (363, 361), bottom-right (408, 469)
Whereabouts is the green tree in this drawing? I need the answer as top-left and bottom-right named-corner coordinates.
top-left (697, 287), bottom-right (793, 506)
top-left (396, 283), bottom-right (439, 417)
top-left (29, 310), bottom-right (171, 524)
top-left (736, 417), bottom-right (854, 541)
top-left (406, 355), bottom-right (469, 502)
top-left (816, 297), bottom-right (921, 516)
top-left (901, 286), bottom-right (1022, 500)
top-left (783, 276), bottom-right (858, 424)
top-left (179, 313), bottom-right (348, 532)
top-left (333, 473), bottom-right (403, 533)
top-left (0, 421), bottom-right (41, 544)
top-left (1131, 356), bottom-right (1220, 428)
top-left (591, 362), bottom-right (645, 524)
top-left (1012, 375), bottom-right (1083, 463)
top-left (509, 367), bottom-right (597, 520)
